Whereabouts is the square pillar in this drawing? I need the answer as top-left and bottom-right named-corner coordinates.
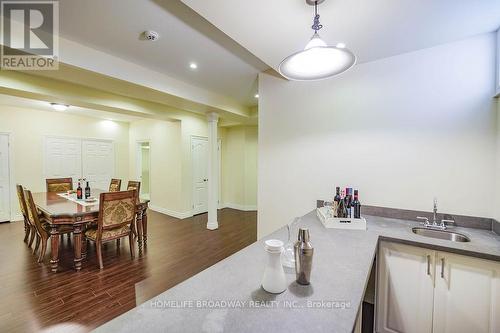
top-left (207, 112), bottom-right (219, 230)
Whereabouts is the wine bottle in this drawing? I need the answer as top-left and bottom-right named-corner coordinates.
top-left (332, 186), bottom-right (341, 217)
top-left (352, 190), bottom-right (361, 219)
top-left (337, 189), bottom-right (347, 218)
top-left (345, 187), bottom-right (352, 218)
top-left (77, 181), bottom-right (83, 199)
top-left (85, 181), bottom-right (90, 199)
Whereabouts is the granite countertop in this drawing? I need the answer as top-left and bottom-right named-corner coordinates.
top-left (95, 211), bottom-right (500, 333)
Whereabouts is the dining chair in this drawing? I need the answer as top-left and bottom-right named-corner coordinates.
top-left (46, 178), bottom-right (73, 193)
top-left (24, 189), bottom-right (72, 262)
top-left (16, 184), bottom-right (33, 245)
top-left (126, 181), bottom-right (141, 196)
top-left (84, 190), bottom-right (136, 269)
top-left (109, 178), bottom-right (122, 192)
top-left (126, 181), bottom-right (141, 236)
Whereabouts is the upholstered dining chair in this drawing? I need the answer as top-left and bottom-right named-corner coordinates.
top-left (126, 181), bottom-right (141, 197)
top-left (16, 184), bottom-right (33, 245)
top-left (84, 190), bottom-right (136, 269)
top-left (126, 181), bottom-right (141, 236)
top-left (46, 178), bottom-right (73, 193)
top-left (24, 189), bottom-right (72, 262)
top-left (109, 178), bottom-right (122, 192)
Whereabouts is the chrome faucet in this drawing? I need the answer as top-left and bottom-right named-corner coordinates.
top-left (432, 197), bottom-right (438, 225)
top-left (417, 198), bottom-right (455, 230)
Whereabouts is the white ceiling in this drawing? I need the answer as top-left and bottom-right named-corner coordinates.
top-left (57, 0), bottom-right (268, 107)
top-left (0, 94), bottom-right (143, 123)
top-left (181, 0), bottom-right (500, 69)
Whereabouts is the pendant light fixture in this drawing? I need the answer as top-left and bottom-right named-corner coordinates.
top-left (278, 0), bottom-right (356, 81)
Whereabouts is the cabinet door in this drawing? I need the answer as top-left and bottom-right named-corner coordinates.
top-left (376, 241), bottom-right (435, 333)
top-left (433, 252), bottom-right (500, 333)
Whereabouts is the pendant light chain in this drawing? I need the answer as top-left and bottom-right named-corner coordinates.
top-left (311, 1), bottom-right (323, 33)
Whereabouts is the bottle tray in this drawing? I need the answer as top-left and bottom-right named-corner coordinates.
top-left (316, 206), bottom-right (367, 230)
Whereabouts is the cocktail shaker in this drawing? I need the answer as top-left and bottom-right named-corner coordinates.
top-left (294, 228), bottom-right (314, 285)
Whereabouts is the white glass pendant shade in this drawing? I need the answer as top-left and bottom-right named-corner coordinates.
top-left (279, 33), bottom-right (356, 81)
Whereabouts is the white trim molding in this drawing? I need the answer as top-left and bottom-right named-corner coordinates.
top-left (149, 204), bottom-right (193, 220)
top-left (221, 203), bottom-right (257, 211)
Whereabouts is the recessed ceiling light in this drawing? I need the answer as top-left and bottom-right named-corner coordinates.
top-left (189, 63), bottom-right (198, 69)
top-left (254, 94), bottom-right (259, 98)
top-left (50, 103), bottom-right (69, 111)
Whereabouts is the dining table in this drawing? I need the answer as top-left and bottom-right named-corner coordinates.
top-left (32, 189), bottom-right (150, 272)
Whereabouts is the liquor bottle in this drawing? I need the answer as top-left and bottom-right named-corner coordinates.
top-left (352, 190), bottom-right (361, 219)
top-left (77, 181), bottom-right (83, 199)
top-left (85, 181), bottom-right (91, 199)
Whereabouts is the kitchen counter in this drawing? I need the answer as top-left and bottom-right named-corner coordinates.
top-left (95, 211), bottom-right (500, 333)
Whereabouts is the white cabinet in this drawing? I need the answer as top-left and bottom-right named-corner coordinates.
top-left (376, 242), bottom-right (435, 333)
top-left (376, 241), bottom-right (500, 333)
top-left (433, 252), bottom-right (500, 333)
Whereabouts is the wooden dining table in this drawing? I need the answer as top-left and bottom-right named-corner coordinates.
top-left (32, 189), bottom-right (149, 272)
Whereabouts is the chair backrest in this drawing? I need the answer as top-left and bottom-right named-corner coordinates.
top-left (97, 190), bottom-right (136, 237)
top-left (46, 178), bottom-right (73, 193)
top-left (16, 184), bottom-right (28, 220)
top-left (127, 181), bottom-right (141, 202)
top-left (109, 178), bottom-right (122, 192)
top-left (24, 189), bottom-right (45, 233)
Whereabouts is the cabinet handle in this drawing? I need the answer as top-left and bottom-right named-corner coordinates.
top-left (440, 258), bottom-right (445, 278)
top-left (426, 255), bottom-right (431, 275)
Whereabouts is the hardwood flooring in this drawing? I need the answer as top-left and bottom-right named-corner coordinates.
top-left (0, 208), bottom-right (257, 332)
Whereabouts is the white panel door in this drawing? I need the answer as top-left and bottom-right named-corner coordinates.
top-left (0, 134), bottom-right (10, 222)
top-left (433, 252), bottom-right (500, 333)
top-left (82, 140), bottom-right (114, 190)
top-left (192, 137), bottom-right (208, 215)
top-left (44, 137), bottom-right (82, 188)
top-left (376, 241), bottom-right (435, 333)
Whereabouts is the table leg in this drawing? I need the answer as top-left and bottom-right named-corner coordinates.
top-left (136, 211), bottom-right (143, 252)
top-left (142, 208), bottom-right (148, 244)
top-left (73, 225), bottom-right (83, 271)
top-left (50, 226), bottom-right (60, 273)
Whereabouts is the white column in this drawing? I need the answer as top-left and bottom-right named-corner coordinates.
top-left (206, 112), bottom-right (219, 230)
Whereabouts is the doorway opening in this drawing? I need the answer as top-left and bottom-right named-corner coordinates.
top-left (137, 141), bottom-right (150, 201)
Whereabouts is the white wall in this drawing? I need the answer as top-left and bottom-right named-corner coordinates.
top-left (129, 118), bottom-right (183, 215)
top-left (222, 125), bottom-right (258, 210)
top-left (129, 115), bottom-right (257, 218)
top-left (0, 106), bottom-right (129, 220)
top-left (258, 33), bottom-right (498, 238)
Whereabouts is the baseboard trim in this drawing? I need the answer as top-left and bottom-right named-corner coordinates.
top-left (221, 203), bottom-right (257, 211)
top-left (10, 213), bottom-right (23, 222)
top-left (149, 205), bottom-right (193, 220)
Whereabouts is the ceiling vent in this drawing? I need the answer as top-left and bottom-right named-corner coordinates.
top-left (142, 30), bottom-right (159, 41)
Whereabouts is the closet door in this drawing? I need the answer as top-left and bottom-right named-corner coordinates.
top-left (44, 137), bottom-right (82, 188)
top-left (82, 140), bottom-right (114, 190)
top-left (0, 134), bottom-right (10, 222)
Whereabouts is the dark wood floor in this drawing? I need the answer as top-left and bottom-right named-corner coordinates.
top-left (0, 208), bottom-right (257, 332)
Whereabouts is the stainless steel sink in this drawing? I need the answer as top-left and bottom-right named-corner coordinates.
top-left (412, 227), bottom-right (471, 242)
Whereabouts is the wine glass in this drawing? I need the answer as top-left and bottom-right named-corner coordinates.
top-left (281, 217), bottom-right (301, 268)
